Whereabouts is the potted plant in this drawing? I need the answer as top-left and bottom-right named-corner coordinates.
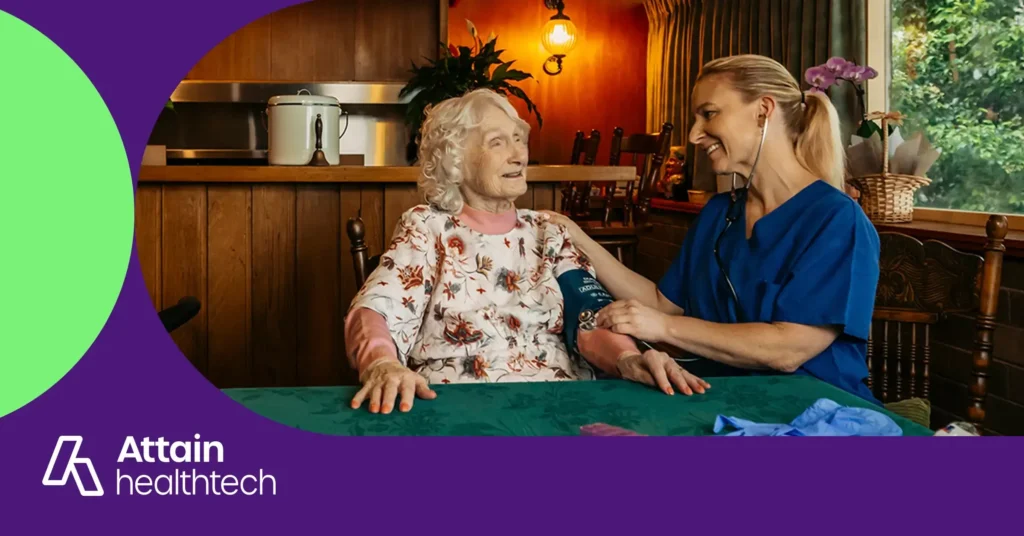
top-left (805, 57), bottom-right (882, 139)
top-left (399, 19), bottom-right (543, 163)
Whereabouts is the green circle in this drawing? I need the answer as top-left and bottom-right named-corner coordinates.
top-left (0, 10), bottom-right (133, 418)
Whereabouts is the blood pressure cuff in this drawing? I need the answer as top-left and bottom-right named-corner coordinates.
top-left (557, 268), bottom-right (616, 357)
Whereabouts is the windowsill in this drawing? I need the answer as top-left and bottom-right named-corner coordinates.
top-left (873, 219), bottom-right (1024, 259)
top-left (650, 197), bottom-right (1024, 259)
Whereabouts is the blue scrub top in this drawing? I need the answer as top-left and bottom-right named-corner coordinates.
top-left (658, 180), bottom-right (881, 404)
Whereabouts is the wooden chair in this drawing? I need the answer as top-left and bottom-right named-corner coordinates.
top-left (347, 215), bottom-right (380, 288)
top-left (568, 122), bottom-right (674, 267)
top-left (870, 214), bottom-right (1008, 433)
top-left (158, 296), bottom-right (201, 333)
top-left (610, 122), bottom-right (674, 225)
top-left (560, 129), bottom-right (601, 218)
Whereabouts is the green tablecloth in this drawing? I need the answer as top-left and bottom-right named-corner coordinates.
top-left (222, 375), bottom-right (934, 436)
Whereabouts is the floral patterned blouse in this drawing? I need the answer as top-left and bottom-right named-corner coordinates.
top-left (348, 204), bottom-right (599, 384)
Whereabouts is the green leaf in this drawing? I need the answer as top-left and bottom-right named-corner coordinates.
top-left (503, 69), bottom-right (533, 82)
top-left (491, 61), bottom-right (513, 81)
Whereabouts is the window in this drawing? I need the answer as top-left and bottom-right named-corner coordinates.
top-left (887, 0), bottom-right (1024, 216)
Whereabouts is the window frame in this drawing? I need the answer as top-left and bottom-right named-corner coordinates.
top-left (865, 0), bottom-right (1024, 231)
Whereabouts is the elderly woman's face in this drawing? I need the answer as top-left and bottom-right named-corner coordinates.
top-left (687, 76), bottom-right (766, 176)
top-left (463, 104), bottom-right (529, 205)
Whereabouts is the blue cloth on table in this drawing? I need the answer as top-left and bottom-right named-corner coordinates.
top-left (713, 398), bottom-right (903, 436)
top-left (657, 181), bottom-right (882, 404)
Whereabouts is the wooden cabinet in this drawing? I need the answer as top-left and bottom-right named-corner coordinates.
top-left (185, 0), bottom-right (443, 81)
top-left (134, 167), bottom-right (589, 389)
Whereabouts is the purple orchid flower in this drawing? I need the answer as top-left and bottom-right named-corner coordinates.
top-left (825, 56), bottom-right (853, 74)
top-left (805, 65), bottom-right (836, 90)
top-left (842, 64), bottom-right (878, 83)
top-left (807, 86), bottom-right (826, 95)
top-left (841, 64), bottom-right (867, 81)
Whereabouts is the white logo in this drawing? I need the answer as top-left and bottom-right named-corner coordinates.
top-left (42, 436), bottom-right (104, 496)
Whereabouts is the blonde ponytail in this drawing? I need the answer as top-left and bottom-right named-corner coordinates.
top-left (796, 91), bottom-right (846, 190)
top-left (697, 54), bottom-right (846, 190)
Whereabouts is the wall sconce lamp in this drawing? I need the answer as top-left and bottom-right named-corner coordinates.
top-left (541, 0), bottom-right (578, 76)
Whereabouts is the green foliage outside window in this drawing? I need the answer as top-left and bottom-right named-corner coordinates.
top-left (890, 0), bottom-right (1024, 215)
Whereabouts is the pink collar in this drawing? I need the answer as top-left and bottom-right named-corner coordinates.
top-left (458, 203), bottom-right (518, 235)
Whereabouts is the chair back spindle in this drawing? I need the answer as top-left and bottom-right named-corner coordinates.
top-left (602, 127), bottom-right (625, 226)
top-left (607, 122), bottom-right (673, 225)
top-left (560, 131), bottom-right (586, 213)
top-left (347, 214), bottom-right (381, 289)
top-left (562, 130), bottom-right (601, 218)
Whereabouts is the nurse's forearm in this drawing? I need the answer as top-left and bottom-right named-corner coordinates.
top-left (571, 231), bottom-right (660, 307)
top-left (663, 316), bottom-right (835, 373)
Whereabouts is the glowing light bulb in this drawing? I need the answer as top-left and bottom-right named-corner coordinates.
top-left (541, 19), bottom-right (578, 56)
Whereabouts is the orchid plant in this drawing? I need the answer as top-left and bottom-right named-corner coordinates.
top-left (805, 57), bottom-right (881, 139)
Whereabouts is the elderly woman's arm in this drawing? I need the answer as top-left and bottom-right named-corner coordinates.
top-left (344, 308), bottom-right (437, 412)
top-left (345, 307), bottom-right (400, 373)
top-left (345, 208), bottom-right (440, 414)
top-left (577, 328), bottom-right (708, 395)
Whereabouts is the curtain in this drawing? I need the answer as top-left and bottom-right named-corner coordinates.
top-left (644, 0), bottom-right (866, 190)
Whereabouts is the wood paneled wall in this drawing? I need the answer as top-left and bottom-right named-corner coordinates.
top-left (449, 0), bottom-right (649, 165)
top-left (185, 0), bottom-right (444, 81)
top-left (135, 182), bottom-right (558, 388)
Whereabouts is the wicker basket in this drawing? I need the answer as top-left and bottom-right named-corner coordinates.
top-left (846, 112), bottom-right (931, 224)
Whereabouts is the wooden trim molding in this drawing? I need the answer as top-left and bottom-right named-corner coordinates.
top-left (649, 198), bottom-right (704, 215)
top-left (912, 207), bottom-right (1024, 232)
top-left (138, 165), bottom-right (635, 184)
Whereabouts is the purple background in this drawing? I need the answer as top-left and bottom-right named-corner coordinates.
top-left (0, 0), bottom-right (1019, 532)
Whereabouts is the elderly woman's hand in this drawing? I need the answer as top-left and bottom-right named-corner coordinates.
top-left (617, 349), bottom-right (710, 396)
top-left (596, 299), bottom-right (672, 343)
top-left (350, 360), bottom-right (437, 414)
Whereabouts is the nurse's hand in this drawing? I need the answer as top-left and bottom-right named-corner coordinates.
top-left (596, 299), bottom-right (671, 343)
top-left (616, 350), bottom-right (709, 395)
top-left (350, 360), bottom-right (437, 414)
top-left (538, 210), bottom-right (585, 242)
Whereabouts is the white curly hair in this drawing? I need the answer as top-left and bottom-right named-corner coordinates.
top-left (416, 88), bottom-right (531, 213)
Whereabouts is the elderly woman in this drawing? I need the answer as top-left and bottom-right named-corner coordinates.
top-left (344, 89), bottom-right (709, 414)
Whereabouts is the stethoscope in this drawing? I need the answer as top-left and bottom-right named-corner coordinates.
top-left (712, 113), bottom-right (769, 324)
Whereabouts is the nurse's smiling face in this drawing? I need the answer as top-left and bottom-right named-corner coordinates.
top-left (687, 75), bottom-right (771, 177)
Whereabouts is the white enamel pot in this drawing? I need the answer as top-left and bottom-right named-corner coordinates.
top-left (265, 90), bottom-right (349, 166)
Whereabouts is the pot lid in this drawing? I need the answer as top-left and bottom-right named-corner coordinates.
top-left (268, 89), bottom-right (340, 107)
